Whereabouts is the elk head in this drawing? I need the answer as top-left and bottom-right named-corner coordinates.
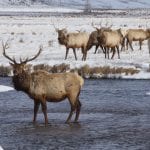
top-left (56, 28), bottom-right (68, 45)
top-left (2, 41), bottom-right (42, 76)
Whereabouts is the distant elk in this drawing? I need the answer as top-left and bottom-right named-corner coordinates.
top-left (86, 22), bottom-right (112, 54)
top-left (55, 28), bottom-right (89, 61)
top-left (86, 30), bottom-right (104, 54)
top-left (97, 28), bottom-right (124, 59)
top-left (126, 29), bottom-right (150, 51)
top-left (3, 42), bottom-right (84, 125)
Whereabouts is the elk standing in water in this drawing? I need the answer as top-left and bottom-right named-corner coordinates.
top-left (3, 42), bottom-right (84, 125)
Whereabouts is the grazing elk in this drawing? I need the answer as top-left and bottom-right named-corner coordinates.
top-left (2, 42), bottom-right (84, 125)
top-left (97, 28), bottom-right (124, 59)
top-left (55, 28), bottom-right (89, 61)
top-left (126, 29), bottom-right (150, 51)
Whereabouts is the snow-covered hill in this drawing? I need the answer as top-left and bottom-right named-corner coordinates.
top-left (0, 0), bottom-right (150, 9)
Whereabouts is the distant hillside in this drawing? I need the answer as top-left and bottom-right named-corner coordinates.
top-left (0, 0), bottom-right (150, 9)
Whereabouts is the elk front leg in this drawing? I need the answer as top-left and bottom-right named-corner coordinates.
top-left (116, 46), bottom-right (120, 59)
top-left (41, 100), bottom-right (48, 126)
top-left (94, 45), bottom-right (99, 54)
top-left (128, 41), bottom-right (134, 51)
top-left (33, 100), bottom-right (40, 123)
top-left (65, 47), bottom-right (69, 60)
top-left (73, 48), bottom-right (77, 60)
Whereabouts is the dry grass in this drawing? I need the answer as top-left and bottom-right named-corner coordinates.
top-left (0, 63), bottom-right (140, 78)
top-left (33, 63), bottom-right (70, 73)
top-left (33, 64), bottom-right (52, 72)
top-left (77, 65), bottom-right (139, 78)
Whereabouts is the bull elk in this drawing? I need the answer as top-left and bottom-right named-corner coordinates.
top-left (55, 28), bottom-right (89, 61)
top-left (86, 22), bottom-right (112, 54)
top-left (86, 30), bottom-right (104, 54)
top-left (2, 42), bottom-right (84, 125)
top-left (126, 29), bottom-right (150, 51)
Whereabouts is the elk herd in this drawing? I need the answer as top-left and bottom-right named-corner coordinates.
top-left (55, 23), bottom-right (150, 61)
top-left (1, 20), bottom-right (150, 125)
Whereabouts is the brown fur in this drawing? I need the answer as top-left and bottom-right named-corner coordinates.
top-left (56, 28), bottom-right (89, 61)
top-left (97, 28), bottom-right (124, 59)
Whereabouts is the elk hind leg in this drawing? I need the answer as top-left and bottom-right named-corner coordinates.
top-left (74, 99), bottom-right (81, 123)
top-left (66, 95), bottom-right (77, 123)
top-left (65, 48), bottom-right (69, 60)
top-left (41, 99), bottom-right (48, 126)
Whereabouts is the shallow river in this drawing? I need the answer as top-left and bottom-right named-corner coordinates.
top-left (1, 77), bottom-right (150, 150)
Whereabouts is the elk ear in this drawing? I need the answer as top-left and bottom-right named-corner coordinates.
top-left (62, 28), bottom-right (67, 34)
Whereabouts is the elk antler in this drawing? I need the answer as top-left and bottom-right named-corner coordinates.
top-left (2, 41), bottom-right (17, 64)
top-left (22, 45), bottom-right (43, 63)
top-left (51, 19), bottom-right (58, 32)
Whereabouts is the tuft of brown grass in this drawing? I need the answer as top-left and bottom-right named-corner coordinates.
top-left (33, 64), bottom-right (52, 72)
top-left (51, 63), bottom-right (70, 73)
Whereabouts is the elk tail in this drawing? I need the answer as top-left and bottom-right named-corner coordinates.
top-left (75, 72), bottom-right (84, 87)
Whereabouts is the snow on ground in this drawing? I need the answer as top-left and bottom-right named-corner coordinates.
top-left (0, 15), bottom-right (150, 79)
top-left (0, 85), bottom-right (14, 92)
top-left (0, 7), bottom-right (82, 13)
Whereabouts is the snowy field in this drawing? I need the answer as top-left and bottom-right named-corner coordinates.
top-left (0, 14), bottom-right (150, 79)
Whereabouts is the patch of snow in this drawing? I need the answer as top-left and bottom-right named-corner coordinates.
top-left (0, 16), bottom-right (150, 79)
top-left (0, 85), bottom-right (14, 92)
top-left (146, 92), bottom-right (150, 96)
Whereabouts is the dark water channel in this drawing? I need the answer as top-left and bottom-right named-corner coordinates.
top-left (1, 77), bottom-right (150, 150)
